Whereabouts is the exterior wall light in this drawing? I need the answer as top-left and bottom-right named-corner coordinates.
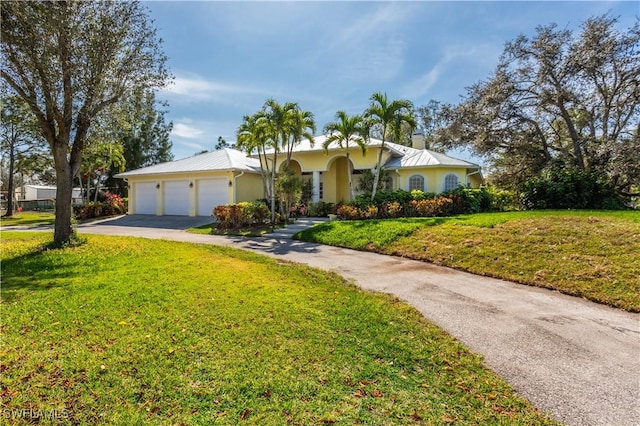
top-left (189, 182), bottom-right (194, 188)
top-left (228, 181), bottom-right (233, 187)
top-left (156, 183), bottom-right (160, 189)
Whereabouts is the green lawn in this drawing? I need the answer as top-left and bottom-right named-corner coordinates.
top-left (1, 232), bottom-right (557, 425)
top-left (0, 212), bottom-right (55, 227)
top-left (296, 210), bottom-right (640, 312)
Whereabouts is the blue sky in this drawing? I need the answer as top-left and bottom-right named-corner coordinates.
top-left (147, 1), bottom-right (638, 164)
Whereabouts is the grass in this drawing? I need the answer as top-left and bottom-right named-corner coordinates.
top-left (0, 211), bottom-right (55, 227)
top-left (0, 232), bottom-right (557, 425)
top-left (296, 210), bottom-right (640, 312)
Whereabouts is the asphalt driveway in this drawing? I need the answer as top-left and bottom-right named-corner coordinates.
top-left (26, 216), bottom-right (640, 425)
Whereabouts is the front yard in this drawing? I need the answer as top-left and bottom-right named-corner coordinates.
top-left (0, 212), bottom-right (56, 227)
top-left (0, 232), bottom-right (557, 425)
top-left (295, 210), bottom-right (640, 312)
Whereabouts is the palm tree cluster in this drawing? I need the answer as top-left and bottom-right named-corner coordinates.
top-left (236, 93), bottom-right (416, 224)
top-left (236, 99), bottom-right (316, 224)
top-left (323, 92), bottom-right (416, 202)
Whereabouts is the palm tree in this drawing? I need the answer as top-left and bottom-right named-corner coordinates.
top-left (262, 99), bottom-right (298, 224)
top-left (364, 92), bottom-right (416, 201)
top-left (236, 112), bottom-right (272, 199)
top-left (285, 107), bottom-right (316, 167)
top-left (323, 111), bottom-right (367, 201)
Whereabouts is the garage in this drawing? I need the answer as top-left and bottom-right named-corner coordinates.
top-left (115, 148), bottom-right (262, 217)
top-left (134, 181), bottom-right (157, 214)
top-left (197, 178), bottom-right (228, 216)
top-left (163, 180), bottom-right (190, 216)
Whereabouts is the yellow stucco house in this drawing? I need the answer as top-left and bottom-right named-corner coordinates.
top-left (116, 134), bottom-right (482, 216)
top-left (115, 148), bottom-right (264, 216)
top-left (263, 133), bottom-right (483, 204)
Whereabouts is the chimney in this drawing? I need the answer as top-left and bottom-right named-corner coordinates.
top-left (411, 132), bottom-right (425, 150)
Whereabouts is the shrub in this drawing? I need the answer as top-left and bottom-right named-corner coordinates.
top-left (72, 193), bottom-right (126, 220)
top-left (410, 190), bottom-right (436, 201)
top-left (411, 197), bottom-right (454, 217)
top-left (306, 201), bottom-right (335, 217)
top-left (386, 201), bottom-right (403, 218)
top-left (374, 189), bottom-right (413, 206)
top-left (443, 187), bottom-right (492, 214)
top-left (519, 168), bottom-right (626, 210)
top-left (486, 187), bottom-right (518, 211)
top-left (350, 189), bottom-right (413, 211)
top-left (213, 201), bottom-right (271, 229)
top-left (364, 205), bottom-right (379, 219)
top-left (241, 201), bottom-right (269, 223)
top-left (336, 204), bottom-right (363, 220)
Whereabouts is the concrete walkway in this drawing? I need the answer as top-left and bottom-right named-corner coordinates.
top-left (14, 216), bottom-right (640, 425)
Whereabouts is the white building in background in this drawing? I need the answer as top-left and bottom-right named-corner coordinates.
top-left (15, 185), bottom-right (82, 203)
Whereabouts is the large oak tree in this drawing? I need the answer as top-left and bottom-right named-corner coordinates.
top-left (437, 15), bottom-right (639, 191)
top-left (1, 1), bottom-right (170, 245)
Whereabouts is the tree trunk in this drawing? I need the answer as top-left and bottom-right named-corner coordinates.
top-left (52, 144), bottom-right (74, 246)
top-left (94, 173), bottom-right (100, 202)
top-left (557, 101), bottom-right (585, 169)
top-left (3, 141), bottom-right (16, 217)
top-left (271, 151), bottom-right (277, 226)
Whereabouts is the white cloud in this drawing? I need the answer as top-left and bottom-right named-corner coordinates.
top-left (312, 4), bottom-right (414, 83)
top-left (177, 140), bottom-right (207, 151)
top-left (172, 122), bottom-right (204, 139)
top-left (161, 73), bottom-right (271, 104)
top-left (402, 44), bottom-right (501, 101)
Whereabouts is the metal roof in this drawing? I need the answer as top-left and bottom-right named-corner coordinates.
top-left (115, 148), bottom-right (261, 178)
top-left (264, 135), bottom-right (479, 168)
top-left (382, 142), bottom-right (479, 168)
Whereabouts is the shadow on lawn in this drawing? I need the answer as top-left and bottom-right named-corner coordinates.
top-left (1, 249), bottom-right (73, 300)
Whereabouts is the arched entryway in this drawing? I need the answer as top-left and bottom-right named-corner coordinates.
top-left (325, 156), bottom-right (361, 203)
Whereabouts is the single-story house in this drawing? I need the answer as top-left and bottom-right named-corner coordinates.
top-left (261, 133), bottom-right (483, 203)
top-left (116, 135), bottom-right (482, 216)
top-left (115, 148), bottom-right (263, 216)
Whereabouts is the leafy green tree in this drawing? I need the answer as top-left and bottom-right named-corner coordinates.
top-left (81, 140), bottom-right (126, 202)
top-left (276, 168), bottom-right (303, 220)
top-left (215, 136), bottom-right (230, 150)
top-left (416, 99), bottom-right (447, 150)
top-left (1, 1), bottom-right (170, 245)
top-left (0, 95), bottom-right (46, 216)
top-left (438, 15), bottom-right (639, 193)
top-left (104, 89), bottom-right (173, 195)
top-left (323, 111), bottom-right (367, 201)
top-left (364, 92), bottom-right (416, 201)
top-left (356, 169), bottom-right (392, 193)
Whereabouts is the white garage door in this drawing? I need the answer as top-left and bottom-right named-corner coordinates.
top-left (135, 182), bottom-right (157, 215)
top-left (197, 178), bottom-right (228, 216)
top-left (163, 181), bottom-right (190, 216)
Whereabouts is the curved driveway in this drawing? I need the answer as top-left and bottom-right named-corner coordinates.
top-left (65, 216), bottom-right (640, 425)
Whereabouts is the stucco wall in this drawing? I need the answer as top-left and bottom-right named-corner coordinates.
top-left (235, 173), bottom-right (265, 202)
top-left (396, 167), bottom-right (481, 193)
top-left (125, 170), bottom-right (262, 216)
